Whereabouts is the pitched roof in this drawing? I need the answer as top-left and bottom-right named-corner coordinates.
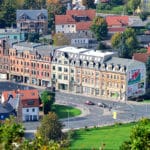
top-left (2, 89), bottom-right (39, 101)
top-left (66, 9), bottom-right (96, 20)
top-left (133, 53), bottom-right (150, 63)
top-left (106, 16), bottom-right (129, 27)
top-left (108, 27), bottom-right (126, 33)
top-left (76, 21), bottom-right (92, 30)
top-left (16, 9), bottom-right (48, 20)
top-left (55, 15), bottom-right (75, 25)
top-left (55, 9), bottom-right (96, 25)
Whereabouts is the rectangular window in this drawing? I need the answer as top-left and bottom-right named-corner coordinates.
top-left (58, 75), bottom-right (62, 79)
top-left (58, 67), bottom-right (62, 71)
top-left (64, 68), bottom-right (68, 72)
top-left (64, 75), bottom-right (68, 80)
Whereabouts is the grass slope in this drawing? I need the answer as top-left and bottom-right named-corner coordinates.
top-left (70, 122), bottom-right (150, 150)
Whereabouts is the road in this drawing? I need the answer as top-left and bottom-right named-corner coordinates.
top-left (0, 81), bottom-right (150, 132)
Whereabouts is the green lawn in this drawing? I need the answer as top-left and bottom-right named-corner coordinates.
top-left (52, 104), bottom-right (81, 119)
top-left (70, 122), bottom-right (150, 150)
top-left (97, 5), bottom-right (124, 14)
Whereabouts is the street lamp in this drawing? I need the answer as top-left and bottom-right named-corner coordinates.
top-left (67, 110), bottom-right (70, 129)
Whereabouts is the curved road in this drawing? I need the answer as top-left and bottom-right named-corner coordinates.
top-left (0, 81), bottom-right (150, 131)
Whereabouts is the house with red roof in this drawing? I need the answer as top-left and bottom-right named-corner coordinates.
top-left (106, 15), bottom-right (129, 34)
top-left (1, 89), bottom-right (40, 121)
top-left (55, 9), bottom-right (96, 33)
top-left (132, 47), bottom-right (150, 63)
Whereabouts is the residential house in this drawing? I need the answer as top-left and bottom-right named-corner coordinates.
top-left (1, 89), bottom-right (40, 121)
top-left (0, 28), bottom-right (25, 41)
top-left (133, 46), bottom-right (150, 63)
top-left (106, 15), bottom-right (129, 34)
top-left (16, 9), bottom-right (48, 35)
top-left (55, 9), bottom-right (96, 34)
top-left (0, 103), bottom-right (16, 120)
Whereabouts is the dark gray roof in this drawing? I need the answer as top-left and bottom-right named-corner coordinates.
top-left (106, 57), bottom-right (143, 68)
top-left (0, 103), bottom-right (14, 113)
top-left (16, 9), bottom-right (48, 20)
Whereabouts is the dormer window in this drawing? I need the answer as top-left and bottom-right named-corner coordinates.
top-left (83, 60), bottom-right (88, 67)
top-left (20, 14), bottom-right (29, 20)
top-left (101, 63), bottom-right (106, 70)
top-left (89, 61), bottom-right (94, 68)
top-left (38, 14), bottom-right (46, 20)
top-left (114, 65), bottom-right (120, 71)
top-left (107, 64), bottom-right (113, 70)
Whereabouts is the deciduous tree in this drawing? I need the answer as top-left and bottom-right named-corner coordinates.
top-left (37, 112), bottom-right (63, 141)
top-left (120, 124), bottom-right (150, 150)
top-left (111, 28), bottom-right (138, 58)
top-left (90, 16), bottom-right (108, 42)
top-left (41, 90), bottom-right (55, 114)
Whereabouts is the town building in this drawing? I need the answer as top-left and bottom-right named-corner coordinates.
top-left (133, 46), bottom-right (150, 63)
top-left (1, 89), bottom-right (40, 121)
top-left (55, 9), bottom-right (96, 33)
top-left (16, 9), bottom-right (48, 35)
top-left (106, 16), bottom-right (129, 34)
top-left (52, 47), bottom-right (146, 100)
top-left (0, 39), bottom-right (146, 101)
top-left (0, 28), bottom-right (25, 41)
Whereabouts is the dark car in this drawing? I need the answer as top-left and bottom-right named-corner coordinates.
top-left (98, 102), bottom-right (108, 108)
top-left (85, 100), bottom-right (95, 105)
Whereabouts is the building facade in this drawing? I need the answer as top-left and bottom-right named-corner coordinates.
top-left (0, 39), bottom-right (146, 101)
top-left (55, 9), bottom-right (96, 33)
top-left (16, 9), bottom-right (48, 35)
top-left (1, 89), bottom-right (40, 122)
top-left (0, 28), bottom-right (25, 41)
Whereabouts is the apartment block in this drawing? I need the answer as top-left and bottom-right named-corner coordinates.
top-left (0, 39), bottom-right (146, 101)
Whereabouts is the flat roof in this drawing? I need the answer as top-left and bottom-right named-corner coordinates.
top-left (56, 46), bottom-right (90, 53)
top-left (83, 50), bottom-right (115, 57)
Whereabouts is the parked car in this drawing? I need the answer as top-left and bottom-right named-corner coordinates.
top-left (98, 102), bottom-right (108, 108)
top-left (85, 100), bottom-right (95, 105)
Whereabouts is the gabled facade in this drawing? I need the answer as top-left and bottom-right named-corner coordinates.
top-left (16, 9), bottom-right (48, 34)
top-left (1, 89), bottom-right (40, 122)
top-left (55, 9), bottom-right (96, 33)
top-left (106, 16), bottom-right (129, 34)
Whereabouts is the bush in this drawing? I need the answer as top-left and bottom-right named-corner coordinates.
top-left (138, 117), bottom-right (150, 125)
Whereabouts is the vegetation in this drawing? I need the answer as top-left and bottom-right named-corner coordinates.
top-left (120, 119), bottom-right (150, 150)
top-left (37, 112), bottom-right (64, 142)
top-left (41, 90), bottom-right (55, 114)
top-left (52, 104), bottom-right (81, 119)
top-left (0, 116), bottom-right (24, 149)
top-left (53, 33), bottom-right (70, 46)
top-left (70, 119), bottom-right (150, 150)
top-left (91, 16), bottom-right (108, 41)
top-left (111, 28), bottom-right (138, 58)
top-left (82, 0), bottom-right (96, 9)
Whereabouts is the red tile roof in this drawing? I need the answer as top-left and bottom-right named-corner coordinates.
top-left (66, 9), bottom-right (96, 20)
top-left (106, 16), bottom-right (129, 27)
top-left (108, 27), bottom-right (126, 33)
top-left (76, 21), bottom-right (92, 30)
top-left (147, 46), bottom-right (150, 54)
top-left (2, 89), bottom-right (39, 107)
top-left (55, 9), bottom-right (96, 30)
top-left (133, 53), bottom-right (150, 63)
top-left (55, 15), bottom-right (75, 25)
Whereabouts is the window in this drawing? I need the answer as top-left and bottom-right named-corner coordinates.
top-left (53, 66), bottom-right (55, 70)
top-left (26, 109), bottom-right (29, 112)
top-left (58, 75), bottom-right (62, 79)
top-left (58, 67), bottom-right (62, 71)
top-left (64, 68), bottom-right (68, 72)
top-left (64, 75), bottom-right (68, 80)
top-left (32, 108), bottom-right (35, 112)
top-left (64, 61), bottom-right (68, 64)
